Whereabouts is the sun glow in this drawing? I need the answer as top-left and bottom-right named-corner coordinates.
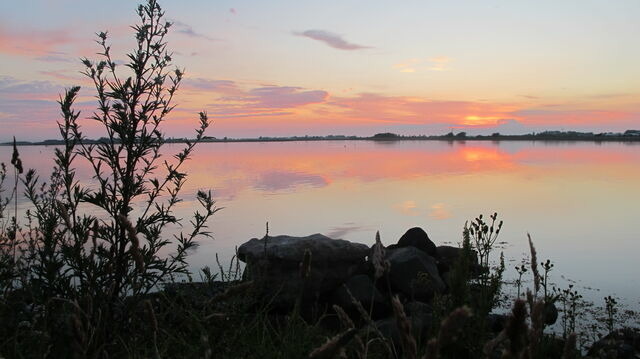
top-left (462, 115), bottom-right (503, 126)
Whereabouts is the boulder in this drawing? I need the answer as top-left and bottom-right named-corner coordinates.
top-left (331, 275), bottom-right (389, 320)
top-left (237, 234), bottom-right (370, 312)
top-left (396, 227), bottom-right (438, 257)
top-left (238, 233), bottom-right (369, 263)
top-left (386, 247), bottom-right (445, 301)
top-left (374, 310), bottom-right (432, 351)
top-left (436, 245), bottom-right (480, 275)
top-left (403, 301), bottom-right (433, 328)
top-left (587, 328), bottom-right (640, 359)
top-left (544, 301), bottom-right (558, 325)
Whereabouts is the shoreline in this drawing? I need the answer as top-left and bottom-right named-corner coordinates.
top-left (4, 134), bottom-right (640, 146)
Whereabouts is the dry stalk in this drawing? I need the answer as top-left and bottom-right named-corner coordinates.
top-left (333, 305), bottom-right (366, 355)
top-left (333, 305), bottom-right (355, 329)
top-left (527, 234), bottom-right (540, 295)
top-left (144, 299), bottom-right (160, 359)
top-left (437, 306), bottom-right (472, 348)
top-left (119, 214), bottom-right (144, 272)
top-left (423, 338), bottom-right (438, 359)
top-left (70, 311), bottom-right (86, 358)
top-left (308, 328), bottom-right (357, 359)
top-left (391, 296), bottom-right (417, 359)
top-left (300, 249), bottom-right (312, 279)
top-left (505, 299), bottom-right (529, 357)
top-left (422, 306), bottom-right (471, 359)
top-left (483, 331), bottom-right (507, 357)
top-left (528, 297), bottom-right (545, 357)
top-left (371, 231), bottom-right (388, 280)
top-left (344, 286), bottom-right (393, 357)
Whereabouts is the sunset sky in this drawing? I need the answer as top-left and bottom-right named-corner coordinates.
top-left (1, 0), bottom-right (639, 141)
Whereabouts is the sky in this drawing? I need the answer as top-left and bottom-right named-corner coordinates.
top-left (0, 0), bottom-right (639, 141)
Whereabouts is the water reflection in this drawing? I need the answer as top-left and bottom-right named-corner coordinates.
top-left (2, 140), bottom-right (639, 305)
top-left (254, 170), bottom-right (329, 192)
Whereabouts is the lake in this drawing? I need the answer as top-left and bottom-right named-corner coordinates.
top-left (3, 140), bottom-right (640, 311)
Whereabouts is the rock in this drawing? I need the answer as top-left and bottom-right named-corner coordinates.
top-left (397, 227), bottom-right (438, 257)
top-left (587, 328), bottom-right (640, 359)
top-left (374, 310), bottom-right (432, 351)
top-left (436, 245), bottom-right (482, 278)
top-left (544, 301), bottom-right (558, 325)
top-left (238, 233), bottom-right (370, 263)
top-left (436, 246), bottom-right (478, 268)
top-left (386, 247), bottom-right (445, 301)
top-left (403, 301), bottom-right (433, 328)
top-left (331, 275), bottom-right (389, 320)
top-left (237, 234), bottom-right (370, 312)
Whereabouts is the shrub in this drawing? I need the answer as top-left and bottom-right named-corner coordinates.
top-left (0, 0), bottom-right (217, 356)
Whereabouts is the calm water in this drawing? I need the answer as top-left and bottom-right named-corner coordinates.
top-left (3, 140), bottom-right (640, 307)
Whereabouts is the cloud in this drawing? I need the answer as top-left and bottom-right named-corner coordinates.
top-left (247, 86), bottom-right (328, 109)
top-left (325, 223), bottom-right (370, 238)
top-left (394, 200), bottom-right (420, 216)
top-left (181, 78), bottom-right (241, 95)
top-left (0, 25), bottom-right (74, 57)
top-left (393, 57), bottom-right (452, 73)
top-left (294, 30), bottom-right (371, 50)
top-left (200, 83), bottom-right (329, 118)
top-left (329, 93), bottom-right (516, 127)
top-left (38, 70), bottom-right (83, 82)
top-left (0, 76), bottom-right (64, 94)
top-left (34, 55), bottom-right (73, 63)
top-left (519, 95), bottom-right (540, 100)
top-left (428, 203), bottom-right (451, 220)
top-left (169, 20), bottom-right (219, 42)
top-left (0, 98), bottom-right (59, 124)
top-left (427, 56), bottom-right (452, 71)
top-left (393, 58), bottom-right (421, 73)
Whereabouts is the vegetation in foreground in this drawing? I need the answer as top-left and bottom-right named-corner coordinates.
top-left (1, 1), bottom-right (638, 358)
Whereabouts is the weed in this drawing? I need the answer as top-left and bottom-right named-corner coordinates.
top-left (0, 0), bottom-right (216, 356)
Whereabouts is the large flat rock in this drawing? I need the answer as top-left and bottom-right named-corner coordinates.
top-left (238, 233), bottom-right (370, 263)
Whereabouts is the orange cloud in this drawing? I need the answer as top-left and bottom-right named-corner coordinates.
top-left (428, 203), bottom-right (452, 220)
top-left (393, 57), bottom-right (452, 72)
top-left (427, 56), bottom-right (452, 71)
top-left (328, 93), bottom-right (519, 126)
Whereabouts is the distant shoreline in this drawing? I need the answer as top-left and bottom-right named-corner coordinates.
top-left (3, 132), bottom-right (640, 146)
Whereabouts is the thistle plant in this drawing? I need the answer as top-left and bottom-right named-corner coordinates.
top-left (604, 295), bottom-right (618, 333)
top-left (540, 259), bottom-right (554, 301)
top-left (468, 213), bottom-right (505, 313)
top-left (555, 285), bottom-right (584, 339)
top-left (515, 262), bottom-right (528, 298)
top-left (468, 212), bottom-right (503, 271)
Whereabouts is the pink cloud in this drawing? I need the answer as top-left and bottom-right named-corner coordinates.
top-left (0, 25), bottom-right (74, 57)
top-left (181, 78), bottom-right (242, 96)
top-left (247, 86), bottom-right (328, 109)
